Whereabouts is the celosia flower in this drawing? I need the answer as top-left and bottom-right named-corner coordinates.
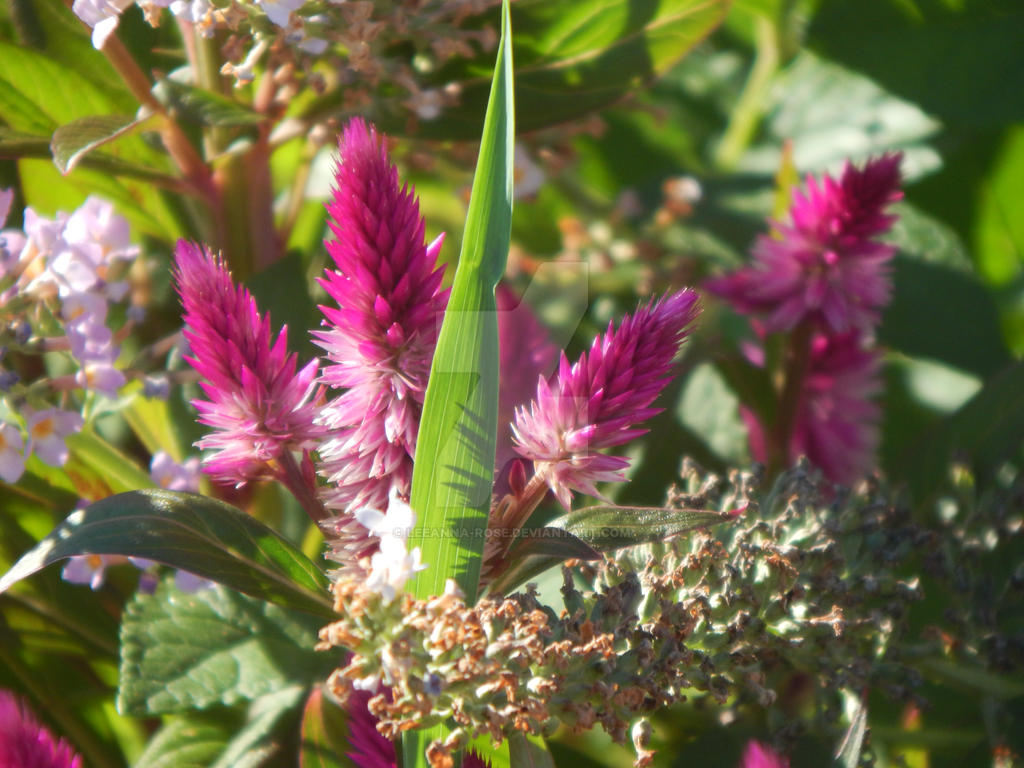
top-left (742, 332), bottom-right (881, 485)
top-left (513, 289), bottom-right (700, 508)
top-left (495, 283), bottom-right (557, 470)
top-left (707, 154), bottom-right (902, 334)
top-left (174, 240), bottom-right (323, 487)
top-left (0, 421), bottom-right (27, 483)
top-left (23, 407), bottom-right (83, 467)
top-left (0, 690), bottom-right (82, 768)
top-left (314, 118), bottom-right (447, 562)
top-left (739, 741), bottom-right (789, 768)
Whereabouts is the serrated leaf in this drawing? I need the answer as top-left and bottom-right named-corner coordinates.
top-left (51, 114), bottom-right (142, 174)
top-left (407, 0), bottom-right (514, 605)
top-left (0, 489), bottom-right (333, 617)
top-left (134, 715), bottom-right (233, 768)
top-left (549, 504), bottom-right (735, 550)
top-left (118, 577), bottom-right (332, 714)
top-left (300, 687), bottom-right (357, 768)
top-left (211, 686), bottom-right (307, 768)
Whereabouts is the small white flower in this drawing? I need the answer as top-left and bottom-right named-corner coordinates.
top-left (354, 487), bottom-right (416, 541)
top-left (365, 535), bottom-right (425, 602)
top-left (72, 0), bottom-right (133, 49)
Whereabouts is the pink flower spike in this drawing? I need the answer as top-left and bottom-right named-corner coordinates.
top-left (174, 240), bottom-right (324, 488)
top-left (739, 741), bottom-right (789, 768)
top-left (0, 690), bottom-right (83, 768)
top-left (513, 289), bottom-right (700, 508)
top-left (707, 153), bottom-right (903, 334)
top-left (496, 283), bottom-right (558, 470)
top-left (313, 118), bottom-right (448, 567)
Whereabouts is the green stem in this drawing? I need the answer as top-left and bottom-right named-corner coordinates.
top-left (713, 14), bottom-right (780, 171)
top-left (768, 321), bottom-right (814, 478)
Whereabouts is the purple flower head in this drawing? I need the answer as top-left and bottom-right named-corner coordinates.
top-left (314, 118), bottom-right (447, 565)
top-left (739, 740), bottom-right (789, 768)
top-left (174, 240), bottom-right (323, 487)
top-left (513, 289), bottom-right (700, 508)
top-left (707, 153), bottom-right (903, 334)
top-left (0, 690), bottom-right (82, 768)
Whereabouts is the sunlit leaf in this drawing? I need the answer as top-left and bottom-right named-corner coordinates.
top-left (0, 489), bottom-right (333, 618)
top-left (51, 113), bottom-right (142, 174)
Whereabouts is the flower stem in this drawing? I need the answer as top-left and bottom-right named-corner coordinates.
top-left (769, 321), bottom-right (813, 477)
top-left (278, 450), bottom-right (329, 524)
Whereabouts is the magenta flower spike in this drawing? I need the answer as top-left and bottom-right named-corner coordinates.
top-left (707, 153), bottom-right (903, 335)
top-left (314, 118), bottom-right (448, 564)
top-left (741, 331), bottom-right (881, 485)
top-left (0, 690), bottom-right (82, 768)
top-left (174, 240), bottom-right (323, 488)
top-left (513, 289), bottom-right (700, 508)
top-left (738, 740), bottom-right (789, 768)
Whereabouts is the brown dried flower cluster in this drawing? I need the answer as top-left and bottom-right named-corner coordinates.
top-left (319, 461), bottom-right (941, 767)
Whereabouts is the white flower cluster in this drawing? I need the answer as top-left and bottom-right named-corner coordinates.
top-left (353, 488), bottom-right (426, 603)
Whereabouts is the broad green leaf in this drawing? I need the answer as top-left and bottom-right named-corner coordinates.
top-left (304, 0), bottom-right (727, 140)
top-left (210, 686), bottom-right (307, 768)
top-left (119, 577), bottom-right (331, 714)
top-left (739, 52), bottom-right (941, 180)
top-left (152, 78), bottom-right (265, 128)
top-left (809, 0), bottom-right (1024, 129)
top-left (0, 489), bottom-right (334, 617)
top-left (134, 715), bottom-right (233, 768)
top-left (896, 361), bottom-right (1024, 503)
top-left (51, 114), bottom-right (143, 174)
top-left (300, 687), bottom-right (357, 768)
top-left (407, 0), bottom-right (514, 604)
top-left (880, 257), bottom-right (1011, 379)
top-left (509, 733), bottom-right (556, 768)
top-left (0, 128), bottom-right (180, 183)
top-left (676, 362), bottom-right (749, 466)
top-left (549, 504), bottom-right (735, 550)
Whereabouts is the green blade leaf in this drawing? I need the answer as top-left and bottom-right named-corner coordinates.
top-left (50, 113), bottom-right (142, 174)
top-left (407, 0), bottom-right (514, 605)
top-left (506, 528), bottom-right (600, 562)
top-left (0, 489), bottom-right (333, 618)
top-left (300, 687), bottom-right (357, 768)
top-left (509, 733), bottom-right (557, 768)
top-left (119, 576), bottom-right (333, 715)
top-left (549, 504), bottom-right (736, 550)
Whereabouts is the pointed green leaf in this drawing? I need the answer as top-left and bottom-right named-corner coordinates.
top-left (506, 528), bottom-right (600, 563)
top-left (152, 78), bottom-right (264, 128)
top-left (407, 0), bottom-right (514, 605)
top-left (0, 489), bottom-right (333, 617)
top-left (211, 686), bottom-right (307, 768)
top-left (509, 734), bottom-right (557, 768)
top-left (300, 687), bottom-right (357, 768)
top-left (119, 577), bottom-right (333, 714)
top-left (549, 504), bottom-right (736, 550)
top-left (51, 114), bottom-right (142, 174)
